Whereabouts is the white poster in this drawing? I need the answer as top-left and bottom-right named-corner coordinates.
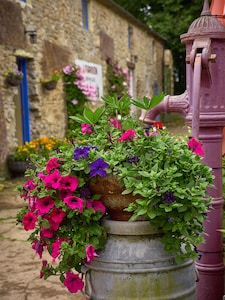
top-left (75, 59), bottom-right (103, 100)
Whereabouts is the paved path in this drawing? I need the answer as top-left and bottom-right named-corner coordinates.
top-left (0, 178), bottom-right (86, 300)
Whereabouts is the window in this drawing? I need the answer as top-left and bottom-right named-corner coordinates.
top-left (128, 26), bottom-right (132, 49)
top-left (82, 0), bottom-right (89, 30)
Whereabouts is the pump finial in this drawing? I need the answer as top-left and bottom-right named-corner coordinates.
top-left (201, 0), bottom-right (211, 16)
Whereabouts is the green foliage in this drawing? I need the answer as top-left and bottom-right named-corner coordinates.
top-left (62, 64), bottom-right (91, 136)
top-left (9, 137), bottom-right (65, 161)
top-left (114, 0), bottom-right (212, 94)
top-left (105, 58), bottom-right (129, 98)
top-left (16, 93), bottom-right (214, 293)
top-left (40, 70), bottom-right (61, 84)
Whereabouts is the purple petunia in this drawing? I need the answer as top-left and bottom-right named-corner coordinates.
top-left (90, 158), bottom-right (109, 177)
top-left (127, 156), bottom-right (139, 164)
top-left (74, 146), bottom-right (91, 160)
top-left (73, 146), bottom-right (97, 160)
top-left (162, 191), bottom-right (176, 204)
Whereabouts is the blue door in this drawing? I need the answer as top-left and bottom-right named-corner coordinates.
top-left (17, 58), bottom-right (30, 143)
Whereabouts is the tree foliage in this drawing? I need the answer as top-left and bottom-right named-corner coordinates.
top-left (114, 0), bottom-right (212, 94)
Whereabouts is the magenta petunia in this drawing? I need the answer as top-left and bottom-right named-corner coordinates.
top-left (22, 211), bottom-right (37, 231)
top-left (38, 172), bottom-right (46, 180)
top-left (51, 237), bottom-right (68, 262)
top-left (87, 200), bottom-right (106, 215)
top-left (81, 123), bottom-right (93, 135)
top-left (32, 239), bottom-right (44, 258)
top-left (43, 169), bottom-right (62, 189)
top-left (63, 196), bottom-right (84, 213)
top-left (40, 227), bottom-right (54, 238)
top-left (46, 157), bottom-right (60, 173)
top-left (188, 137), bottom-right (204, 156)
top-left (109, 117), bottom-right (121, 129)
top-left (64, 271), bottom-right (84, 293)
top-left (43, 214), bottom-right (60, 231)
top-left (28, 196), bottom-right (36, 211)
top-left (60, 189), bottom-right (72, 201)
top-left (118, 129), bottom-right (137, 142)
top-left (40, 260), bottom-right (48, 279)
top-left (49, 207), bottom-right (66, 224)
top-left (85, 245), bottom-right (99, 263)
top-left (36, 196), bottom-right (55, 214)
top-left (59, 174), bottom-right (79, 192)
top-left (23, 179), bottom-right (37, 191)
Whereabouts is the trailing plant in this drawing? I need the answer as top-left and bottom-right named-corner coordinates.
top-left (62, 64), bottom-right (97, 137)
top-left (40, 70), bottom-right (61, 84)
top-left (16, 94), bottom-right (213, 294)
top-left (105, 58), bottom-right (129, 98)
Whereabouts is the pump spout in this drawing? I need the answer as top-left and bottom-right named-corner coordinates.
top-left (140, 91), bottom-right (190, 125)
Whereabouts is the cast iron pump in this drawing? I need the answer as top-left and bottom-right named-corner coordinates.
top-left (142, 1), bottom-right (225, 299)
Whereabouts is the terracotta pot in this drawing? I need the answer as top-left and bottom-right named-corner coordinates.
top-left (88, 175), bottom-right (140, 221)
top-left (42, 81), bottom-right (57, 90)
top-left (6, 77), bottom-right (22, 87)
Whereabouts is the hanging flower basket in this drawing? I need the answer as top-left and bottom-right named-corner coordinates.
top-left (42, 81), bottom-right (57, 90)
top-left (7, 157), bottom-right (31, 176)
top-left (6, 77), bottom-right (22, 87)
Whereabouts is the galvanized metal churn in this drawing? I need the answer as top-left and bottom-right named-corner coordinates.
top-left (82, 218), bottom-right (196, 300)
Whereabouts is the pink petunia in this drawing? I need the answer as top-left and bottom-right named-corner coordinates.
top-left (81, 123), bottom-right (93, 135)
top-left (109, 117), bottom-right (121, 129)
top-left (85, 245), bottom-right (99, 263)
top-left (43, 169), bottom-right (62, 189)
top-left (36, 196), bottom-right (55, 214)
top-left (63, 65), bottom-right (74, 75)
top-left (188, 137), bottom-right (204, 156)
top-left (63, 196), bottom-right (84, 213)
top-left (144, 130), bottom-right (158, 137)
top-left (118, 129), bottom-right (137, 142)
top-left (46, 158), bottom-right (60, 173)
top-left (64, 271), bottom-right (84, 293)
top-left (59, 174), bottom-right (79, 192)
top-left (22, 211), bottom-right (37, 231)
top-left (86, 200), bottom-right (106, 215)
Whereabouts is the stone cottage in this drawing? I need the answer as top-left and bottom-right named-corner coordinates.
top-left (0, 0), bottom-right (172, 177)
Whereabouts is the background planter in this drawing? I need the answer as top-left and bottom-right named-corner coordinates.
top-left (7, 156), bottom-right (34, 177)
top-left (6, 77), bottom-right (22, 86)
top-left (42, 81), bottom-right (57, 90)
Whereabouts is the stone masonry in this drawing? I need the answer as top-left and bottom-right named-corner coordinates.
top-left (0, 0), bottom-right (172, 177)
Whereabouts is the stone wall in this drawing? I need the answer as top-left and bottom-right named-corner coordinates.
top-left (0, 0), bottom-right (170, 177)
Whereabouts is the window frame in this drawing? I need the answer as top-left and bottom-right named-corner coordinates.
top-left (82, 0), bottom-right (89, 30)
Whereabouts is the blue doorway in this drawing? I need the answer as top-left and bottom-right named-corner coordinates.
top-left (17, 58), bottom-right (30, 143)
